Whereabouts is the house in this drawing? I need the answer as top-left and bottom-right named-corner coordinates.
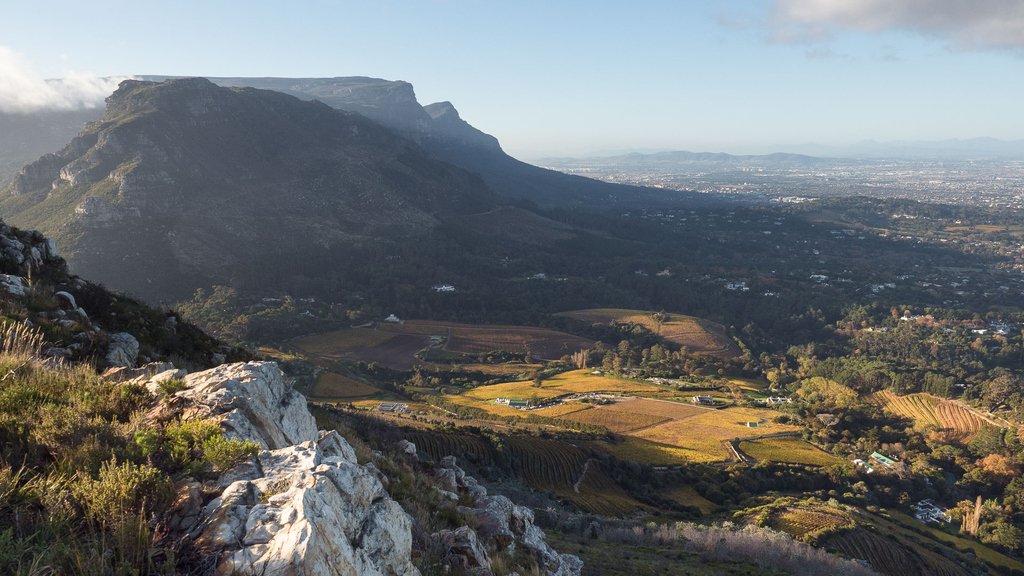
top-left (377, 402), bottom-right (410, 413)
top-left (508, 400), bottom-right (530, 410)
top-left (494, 398), bottom-right (511, 405)
top-left (912, 500), bottom-right (949, 524)
top-left (383, 313), bottom-right (402, 324)
top-left (692, 395), bottom-right (715, 406)
top-left (432, 284), bottom-right (456, 293)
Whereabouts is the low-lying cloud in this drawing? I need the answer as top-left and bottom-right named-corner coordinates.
top-left (0, 47), bottom-right (130, 114)
top-left (772, 0), bottom-right (1024, 50)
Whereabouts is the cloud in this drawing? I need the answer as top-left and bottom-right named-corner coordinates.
top-left (0, 47), bottom-right (131, 114)
top-left (771, 0), bottom-right (1024, 50)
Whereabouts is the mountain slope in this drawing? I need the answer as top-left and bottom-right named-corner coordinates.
top-left (145, 76), bottom-right (698, 207)
top-left (1, 78), bottom-right (498, 302)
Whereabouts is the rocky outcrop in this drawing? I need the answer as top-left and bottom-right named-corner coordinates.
top-left (168, 362), bottom-right (420, 576)
top-left (104, 332), bottom-right (139, 367)
top-left (428, 454), bottom-right (582, 576)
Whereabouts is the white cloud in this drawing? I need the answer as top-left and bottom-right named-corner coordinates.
top-left (772, 0), bottom-right (1024, 50)
top-left (0, 47), bottom-right (131, 114)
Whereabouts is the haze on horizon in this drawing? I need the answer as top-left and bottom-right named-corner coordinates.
top-left (1, 0), bottom-right (1022, 160)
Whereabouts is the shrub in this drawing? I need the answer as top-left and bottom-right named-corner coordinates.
top-left (156, 377), bottom-right (187, 398)
top-left (201, 435), bottom-right (260, 473)
top-left (75, 457), bottom-right (171, 527)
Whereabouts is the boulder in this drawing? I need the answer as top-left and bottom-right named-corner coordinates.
top-left (105, 332), bottom-right (139, 367)
top-left (433, 526), bottom-right (491, 573)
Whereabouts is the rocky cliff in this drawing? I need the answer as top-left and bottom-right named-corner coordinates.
top-left (131, 360), bottom-right (580, 576)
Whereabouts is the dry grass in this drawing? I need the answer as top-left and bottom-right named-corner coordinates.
top-left (599, 436), bottom-right (722, 464)
top-left (665, 485), bottom-right (718, 515)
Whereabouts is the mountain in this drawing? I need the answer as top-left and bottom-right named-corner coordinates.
top-left (771, 138), bottom-right (1024, 160)
top-left (144, 76), bottom-right (693, 207)
top-left (0, 78), bottom-right (499, 302)
top-left (0, 109), bottom-right (101, 186)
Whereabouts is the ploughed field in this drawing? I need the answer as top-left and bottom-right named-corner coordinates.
top-left (556, 308), bottom-right (740, 358)
top-left (291, 319), bottom-right (594, 370)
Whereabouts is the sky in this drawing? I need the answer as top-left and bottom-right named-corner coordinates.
top-left (1, 0), bottom-right (1022, 159)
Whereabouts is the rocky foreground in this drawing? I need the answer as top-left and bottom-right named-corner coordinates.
top-left (124, 361), bottom-right (580, 576)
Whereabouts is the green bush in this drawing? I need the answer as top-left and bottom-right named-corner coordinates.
top-left (156, 377), bottom-right (187, 398)
top-left (75, 457), bottom-right (171, 527)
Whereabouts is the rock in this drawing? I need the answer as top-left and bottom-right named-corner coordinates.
top-left (103, 361), bottom-right (176, 383)
top-left (53, 291), bottom-right (77, 309)
top-left (179, 362), bottom-right (316, 450)
top-left (433, 526), bottom-right (491, 573)
top-left (202, 439), bottom-right (420, 576)
top-left (105, 332), bottom-right (139, 367)
top-left (396, 439), bottom-right (417, 456)
top-left (144, 368), bottom-right (188, 395)
top-left (0, 274), bottom-right (26, 297)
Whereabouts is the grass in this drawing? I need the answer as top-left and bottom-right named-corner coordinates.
top-left (307, 372), bottom-right (382, 400)
top-left (738, 437), bottom-right (842, 467)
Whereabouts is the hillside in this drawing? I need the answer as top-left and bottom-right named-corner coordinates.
top-left (145, 76), bottom-right (704, 208)
top-left (1, 78), bottom-right (502, 302)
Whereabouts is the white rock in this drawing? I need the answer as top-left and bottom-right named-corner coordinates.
top-left (105, 332), bottom-right (139, 367)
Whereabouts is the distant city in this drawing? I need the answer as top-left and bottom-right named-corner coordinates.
top-left (542, 155), bottom-right (1024, 209)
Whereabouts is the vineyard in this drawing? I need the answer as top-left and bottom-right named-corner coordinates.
top-left (307, 372), bottom-right (383, 400)
top-left (556, 308), bottom-right (739, 357)
top-left (738, 437), bottom-right (842, 467)
top-left (406, 431), bottom-right (641, 515)
top-left (869, 391), bottom-right (996, 441)
top-left (564, 408), bottom-right (669, 433)
top-left (766, 506), bottom-right (854, 541)
top-left (827, 528), bottom-right (970, 576)
top-left (635, 406), bottom-right (799, 463)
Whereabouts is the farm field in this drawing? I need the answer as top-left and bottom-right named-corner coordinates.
top-left (634, 407), bottom-right (800, 463)
top-left (291, 320), bottom-right (594, 370)
top-left (826, 527), bottom-right (970, 576)
top-left (307, 372), bottom-right (382, 400)
top-left (599, 436), bottom-right (721, 464)
top-left (885, 510), bottom-right (1024, 574)
top-left (556, 308), bottom-right (740, 357)
top-left (463, 370), bottom-right (664, 402)
top-left (531, 403), bottom-right (592, 418)
top-left (563, 398), bottom-right (711, 433)
top-left (738, 437), bottom-right (842, 467)
top-left (868, 391), bottom-right (996, 440)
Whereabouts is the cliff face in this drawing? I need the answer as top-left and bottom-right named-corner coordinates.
top-left (143, 361), bottom-right (579, 576)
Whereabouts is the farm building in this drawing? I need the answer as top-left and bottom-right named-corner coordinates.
top-left (383, 313), bottom-right (402, 323)
top-left (377, 402), bottom-right (410, 413)
top-left (508, 400), bottom-right (530, 410)
top-left (912, 500), bottom-right (949, 524)
top-left (692, 395), bottom-right (715, 406)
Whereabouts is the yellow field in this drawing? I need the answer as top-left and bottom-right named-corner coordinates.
top-left (564, 409), bottom-right (669, 433)
top-left (446, 394), bottom-right (530, 417)
top-left (557, 308), bottom-right (739, 357)
top-left (444, 363), bottom-right (543, 376)
top-left (869, 390), bottom-right (995, 440)
top-left (308, 372), bottom-right (382, 400)
top-left (532, 402), bottom-right (592, 418)
top-left (665, 485), bottom-right (718, 515)
top-left (600, 436), bottom-right (721, 464)
top-left (634, 407), bottom-right (799, 462)
top-left (604, 397), bottom-right (712, 420)
top-left (463, 370), bottom-right (662, 401)
top-left (738, 437), bottom-right (842, 466)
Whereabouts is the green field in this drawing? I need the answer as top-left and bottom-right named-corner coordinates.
top-left (738, 437), bottom-right (842, 467)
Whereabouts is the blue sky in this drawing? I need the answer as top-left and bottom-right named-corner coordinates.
top-left (1, 0), bottom-right (1022, 158)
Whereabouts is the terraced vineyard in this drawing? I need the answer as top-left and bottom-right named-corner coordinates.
top-left (557, 308), bottom-right (740, 357)
top-left (827, 528), bottom-right (970, 576)
top-left (768, 506), bottom-right (854, 541)
top-left (869, 391), bottom-right (997, 440)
